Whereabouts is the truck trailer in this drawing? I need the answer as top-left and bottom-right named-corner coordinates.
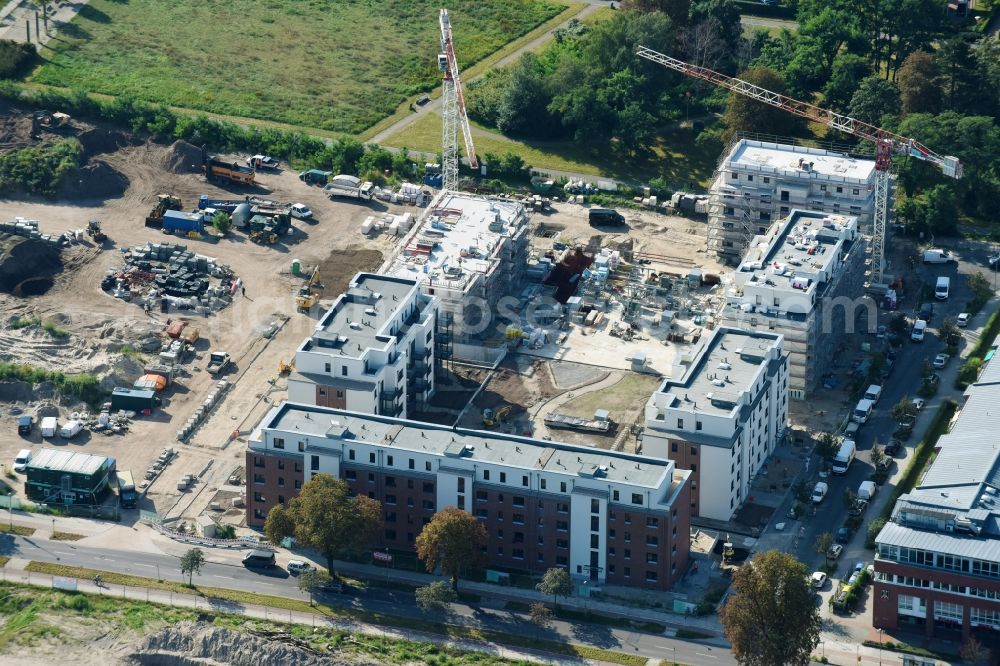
top-left (197, 195), bottom-right (245, 213)
top-left (161, 209), bottom-right (204, 234)
top-left (109, 387), bottom-right (159, 413)
top-left (204, 155), bottom-right (256, 185)
top-left (323, 175), bottom-right (375, 200)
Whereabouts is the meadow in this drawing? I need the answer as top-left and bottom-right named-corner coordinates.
top-left (32, 0), bottom-right (563, 134)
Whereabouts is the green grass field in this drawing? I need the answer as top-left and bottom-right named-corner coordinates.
top-left (384, 111), bottom-right (721, 184)
top-left (33, 0), bottom-right (563, 135)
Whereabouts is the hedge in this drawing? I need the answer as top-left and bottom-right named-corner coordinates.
top-left (735, 1), bottom-right (796, 21)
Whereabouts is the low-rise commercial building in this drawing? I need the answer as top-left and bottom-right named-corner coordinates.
top-left (873, 356), bottom-right (1000, 641)
top-left (640, 327), bottom-right (789, 522)
top-left (708, 138), bottom-right (876, 264)
top-left (246, 401), bottom-right (692, 591)
top-left (287, 273), bottom-right (437, 418)
top-left (24, 448), bottom-right (114, 505)
top-left (720, 210), bottom-right (868, 399)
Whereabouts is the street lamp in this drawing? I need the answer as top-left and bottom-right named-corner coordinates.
top-left (7, 491), bottom-right (12, 529)
top-left (878, 628), bottom-right (884, 665)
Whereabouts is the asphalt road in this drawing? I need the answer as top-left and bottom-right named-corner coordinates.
top-left (0, 533), bottom-right (737, 666)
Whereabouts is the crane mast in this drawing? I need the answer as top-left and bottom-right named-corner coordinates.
top-left (439, 8), bottom-right (478, 192)
top-left (636, 46), bottom-right (962, 286)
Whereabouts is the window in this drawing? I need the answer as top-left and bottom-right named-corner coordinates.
top-left (696, 421), bottom-right (702, 431)
top-left (836, 186), bottom-right (843, 193)
top-left (670, 442), bottom-right (677, 453)
top-left (385, 494), bottom-right (397, 505)
top-left (386, 511), bottom-right (397, 523)
top-left (294, 480), bottom-right (301, 489)
top-left (624, 549), bottom-right (631, 560)
top-left (457, 478), bottom-right (465, 493)
top-left (731, 171), bottom-right (738, 179)
top-left (625, 532), bottom-right (632, 543)
top-left (349, 449), bottom-right (355, 461)
top-left (677, 419), bottom-right (683, 429)
top-left (556, 556), bottom-right (568, 566)
top-left (476, 508), bottom-right (488, 518)
top-left (298, 442), bottom-right (305, 452)
top-left (609, 564), bottom-right (616, 574)
top-left (690, 446), bottom-right (697, 456)
top-left (277, 495), bottom-right (285, 505)
top-left (496, 546), bottom-right (504, 556)
top-left (277, 476), bottom-right (285, 487)
top-left (624, 567), bottom-right (631, 577)
top-left (310, 455), bottom-right (319, 471)
top-left (613, 490), bottom-right (619, 501)
top-left (409, 458), bottom-right (415, 469)
top-left (407, 480), bottom-right (414, 489)
top-left (691, 463), bottom-right (698, 473)
top-left (747, 174), bottom-right (753, 182)
top-left (590, 516), bottom-right (599, 531)
top-left (341, 365), bottom-right (348, 376)
top-left (556, 539), bottom-right (569, 549)
top-left (498, 511), bottom-right (504, 521)
top-left (385, 529), bottom-right (396, 540)
top-left (423, 482), bottom-right (434, 493)
top-left (387, 455), bottom-right (393, 466)
top-left (853, 188), bottom-right (860, 195)
top-left (513, 514), bottom-right (525, 525)
top-left (253, 457), bottom-right (265, 468)
top-left (763, 177), bottom-right (770, 184)
top-left (369, 452), bottom-right (376, 463)
top-left (646, 552), bottom-right (658, 564)
top-left (336, 390), bottom-right (344, 399)
top-left (540, 479), bottom-right (546, 490)
top-left (500, 472), bottom-right (507, 483)
top-left (513, 496), bottom-right (525, 507)
top-left (557, 521), bottom-right (568, 532)
top-left (646, 571), bottom-right (658, 582)
top-left (513, 548), bottom-right (525, 560)
top-left (591, 499), bottom-right (600, 514)
top-left (538, 535), bottom-right (545, 545)
top-left (273, 438), bottom-right (284, 449)
top-left (646, 517), bottom-right (659, 528)
top-left (934, 600), bottom-right (963, 622)
top-left (476, 490), bottom-right (488, 501)
top-left (820, 184), bottom-right (827, 191)
top-left (560, 482), bottom-right (567, 493)
top-left (624, 513), bottom-right (631, 524)
top-left (253, 474), bottom-right (265, 484)
top-left (368, 472), bottom-right (375, 483)
top-left (631, 494), bottom-right (643, 506)
top-left (609, 528), bottom-right (616, 538)
top-left (591, 534), bottom-right (599, 548)
top-left (425, 461), bottom-right (432, 472)
top-left (422, 499), bottom-right (435, 510)
top-left (253, 492), bottom-right (265, 502)
top-left (484, 470), bottom-right (490, 481)
top-left (557, 503), bottom-right (569, 513)
top-left (513, 532), bottom-right (524, 543)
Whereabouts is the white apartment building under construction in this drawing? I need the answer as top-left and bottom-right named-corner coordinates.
top-left (640, 327), bottom-right (789, 522)
top-left (386, 192), bottom-right (529, 344)
top-left (708, 139), bottom-right (877, 265)
top-left (721, 210), bottom-right (868, 399)
top-left (287, 272), bottom-right (437, 419)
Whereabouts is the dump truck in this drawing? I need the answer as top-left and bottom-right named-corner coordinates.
top-left (117, 470), bottom-right (138, 509)
top-left (207, 351), bottom-right (231, 375)
top-left (162, 209), bottom-right (204, 234)
top-left (323, 175), bottom-right (375, 200)
top-left (197, 195), bottom-right (245, 213)
top-left (248, 155), bottom-right (279, 170)
top-left (145, 194), bottom-right (183, 227)
top-left (299, 169), bottom-right (332, 185)
top-left (204, 155), bottom-right (256, 185)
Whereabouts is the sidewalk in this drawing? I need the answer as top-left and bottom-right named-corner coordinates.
top-left (0, 558), bottom-right (587, 666)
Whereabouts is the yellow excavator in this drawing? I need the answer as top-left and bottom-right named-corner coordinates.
top-left (482, 405), bottom-right (511, 427)
top-left (295, 267), bottom-right (322, 312)
top-left (278, 359), bottom-right (294, 376)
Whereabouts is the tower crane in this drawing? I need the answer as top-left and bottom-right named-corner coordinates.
top-left (439, 8), bottom-right (478, 192)
top-left (636, 46), bottom-right (962, 286)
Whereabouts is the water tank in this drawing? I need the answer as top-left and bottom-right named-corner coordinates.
top-left (231, 202), bottom-right (252, 228)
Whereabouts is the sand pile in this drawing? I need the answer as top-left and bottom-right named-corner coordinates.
top-left (166, 140), bottom-right (204, 174)
top-left (57, 160), bottom-right (129, 199)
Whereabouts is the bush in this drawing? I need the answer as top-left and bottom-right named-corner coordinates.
top-left (956, 357), bottom-right (983, 389)
top-left (0, 138), bottom-right (83, 197)
top-left (0, 362), bottom-right (105, 405)
top-left (0, 40), bottom-right (36, 79)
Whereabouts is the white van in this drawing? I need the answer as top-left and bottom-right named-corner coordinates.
top-left (864, 384), bottom-right (883, 404)
top-left (911, 319), bottom-right (927, 342)
top-left (858, 480), bottom-right (877, 501)
top-left (13, 449), bottom-right (31, 472)
top-left (40, 416), bottom-right (57, 438)
top-left (811, 482), bottom-right (828, 503)
top-left (59, 420), bottom-right (83, 438)
top-left (935, 277), bottom-right (950, 300)
top-left (923, 249), bottom-right (951, 264)
top-left (832, 440), bottom-right (857, 475)
top-left (852, 399), bottom-right (874, 424)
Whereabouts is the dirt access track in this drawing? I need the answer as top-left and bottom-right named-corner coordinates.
top-left (0, 103), bottom-right (414, 519)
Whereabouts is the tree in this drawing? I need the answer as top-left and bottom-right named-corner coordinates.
top-left (298, 569), bottom-right (330, 606)
top-left (888, 312), bottom-right (909, 337)
top-left (843, 488), bottom-right (859, 509)
top-left (688, 0), bottom-right (742, 64)
top-left (967, 272), bottom-right (993, 312)
top-left (814, 433), bottom-right (839, 460)
top-left (536, 567), bottom-right (573, 610)
top-left (896, 51), bottom-right (941, 115)
top-left (529, 602), bottom-right (554, 636)
top-left (957, 357), bottom-right (984, 389)
top-left (415, 506), bottom-right (487, 592)
top-left (891, 396), bottom-right (917, 421)
top-left (935, 35), bottom-right (985, 114)
top-left (722, 68), bottom-right (800, 142)
top-left (415, 580), bottom-right (458, 613)
top-left (496, 54), bottom-right (551, 136)
top-left (263, 503), bottom-right (295, 547)
top-left (719, 550), bottom-right (821, 665)
top-left (822, 53), bottom-right (871, 113)
top-left (960, 635), bottom-right (991, 665)
top-left (179, 547), bottom-right (205, 587)
top-left (814, 533), bottom-right (833, 556)
top-left (622, 0), bottom-right (690, 26)
top-left (848, 76), bottom-right (900, 126)
top-left (211, 211), bottom-right (232, 235)
top-left (870, 443), bottom-right (887, 476)
top-left (271, 474), bottom-right (381, 574)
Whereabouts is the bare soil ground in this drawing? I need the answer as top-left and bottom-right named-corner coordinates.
top-left (0, 104), bottom-right (411, 519)
top-left (457, 356), bottom-right (559, 436)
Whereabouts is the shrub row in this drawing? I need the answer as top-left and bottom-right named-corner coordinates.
top-left (0, 361), bottom-right (105, 405)
top-left (0, 138), bottom-right (82, 196)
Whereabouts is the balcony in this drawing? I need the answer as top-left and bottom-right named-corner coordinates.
top-left (412, 379), bottom-right (430, 393)
top-left (379, 401), bottom-right (403, 418)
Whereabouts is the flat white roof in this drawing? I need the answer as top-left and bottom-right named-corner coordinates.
top-left (727, 139), bottom-right (876, 183)
top-left (387, 193), bottom-right (526, 292)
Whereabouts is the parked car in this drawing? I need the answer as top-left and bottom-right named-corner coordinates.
top-left (827, 544), bottom-right (844, 561)
top-left (933, 353), bottom-right (950, 369)
top-left (811, 482), bottom-right (828, 503)
top-left (12, 448), bottom-right (31, 472)
top-left (242, 549), bottom-right (276, 569)
top-left (885, 439), bottom-right (902, 456)
top-left (811, 571), bottom-right (828, 588)
top-left (957, 312), bottom-right (970, 327)
top-left (289, 204), bottom-right (313, 220)
top-left (287, 560), bottom-right (313, 575)
top-left (911, 398), bottom-right (926, 411)
top-left (17, 415), bottom-right (32, 436)
top-left (836, 527), bottom-right (852, 543)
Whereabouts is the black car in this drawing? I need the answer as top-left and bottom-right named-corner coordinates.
top-left (242, 549), bottom-right (276, 569)
top-left (836, 527), bottom-right (852, 543)
top-left (884, 439), bottom-right (902, 457)
top-left (589, 208), bottom-right (626, 226)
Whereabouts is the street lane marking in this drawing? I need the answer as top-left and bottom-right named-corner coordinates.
top-left (695, 653), bottom-right (718, 659)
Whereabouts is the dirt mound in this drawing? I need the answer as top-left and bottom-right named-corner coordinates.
top-left (125, 622), bottom-right (352, 666)
top-left (95, 354), bottom-right (146, 391)
top-left (0, 380), bottom-right (33, 402)
top-left (57, 160), bottom-right (129, 200)
top-left (77, 127), bottom-right (138, 156)
top-left (167, 140), bottom-right (204, 174)
top-left (0, 238), bottom-right (63, 296)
